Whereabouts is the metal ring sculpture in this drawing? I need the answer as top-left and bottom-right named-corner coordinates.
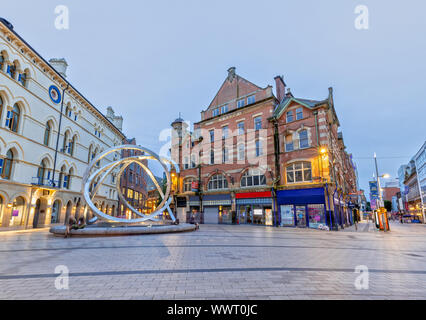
top-left (82, 145), bottom-right (178, 224)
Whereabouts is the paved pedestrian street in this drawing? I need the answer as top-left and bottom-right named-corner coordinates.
top-left (0, 221), bottom-right (425, 300)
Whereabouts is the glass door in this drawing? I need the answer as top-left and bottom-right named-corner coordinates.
top-left (280, 205), bottom-right (295, 226)
top-left (295, 206), bottom-right (307, 227)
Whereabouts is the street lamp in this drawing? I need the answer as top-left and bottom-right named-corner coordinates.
top-left (374, 153), bottom-right (390, 231)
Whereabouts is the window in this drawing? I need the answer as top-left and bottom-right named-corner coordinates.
top-left (65, 107), bottom-right (72, 118)
top-left (66, 169), bottom-right (73, 190)
top-left (286, 162), bottom-right (312, 183)
top-left (37, 160), bottom-right (46, 185)
top-left (69, 136), bottom-right (76, 156)
top-left (1, 149), bottom-right (13, 180)
top-left (0, 53), bottom-right (3, 71)
top-left (237, 99), bottom-right (245, 108)
top-left (127, 189), bottom-right (133, 199)
top-left (254, 117), bottom-right (262, 131)
top-left (247, 95), bottom-right (255, 105)
top-left (208, 174), bottom-right (228, 190)
top-left (43, 122), bottom-right (51, 146)
top-left (299, 130), bottom-right (309, 149)
top-left (222, 147), bottom-right (228, 163)
top-left (18, 72), bottom-right (26, 86)
top-left (210, 150), bottom-right (214, 165)
top-left (222, 126), bottom-right (229, 139)
top-left (296, 107), bottom-right (303, 120)
top-left (63, 131), bottom-right (69, 153)
top-left (238, 144), bottom-right (245, 161)
top-left (7, 63), bottom-right (15, 78)
top-left (6, 104), bottom-right (20, 132)
top-left (220, 104), bottom-right (228, 114)
top-left (59, 166), bottom-right (66, 188)
top-left (240, 168), bottom-right (266, 187)
top-left (184, 178), bottom-right (196, 192)
top-left (286, 111), bottom-right (293, 123)
top-left (285, 135), bottom-right (294, 152)
top-left (88, 145), bottom-right (93, 163)
top-left (255, 140), bottom-right (262, 157)
top-left (191, 154), bottom-right (196, 168)
top-left (184, 156), bottom-right (189, 170)
top-left (213, 108), bottom-right (219, 117)
top-left (238, 122), bottom-right (245, 135)
top-left (209, 130), bottom-right (214, 142)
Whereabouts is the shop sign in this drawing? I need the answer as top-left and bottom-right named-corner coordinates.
top-left (191, 181), bottom-right (199, 192)
top-left (12, 210), bottom-right (19, 217)
top-left (253, 209), bottom-right (263, 216)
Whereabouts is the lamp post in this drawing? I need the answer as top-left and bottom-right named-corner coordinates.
top-left (374, 153), bottom-right (390, 231)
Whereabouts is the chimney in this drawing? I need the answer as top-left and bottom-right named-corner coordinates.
top-left (105, 106), bottom-right (123, 131)
top-left (49, 58), bottom-right (68, 78)
top-left (227, 67), bottom-right (236, 81)
top-left (274, 75), bottom-right (286, 103)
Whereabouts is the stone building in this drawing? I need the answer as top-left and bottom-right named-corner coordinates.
top-left (171, 67), bottom-right (358, 229)
top-left (0, 18), bottom-right (125, 229)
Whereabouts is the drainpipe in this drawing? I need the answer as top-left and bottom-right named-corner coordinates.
top-left (52, 84), bottom-right (69, 186)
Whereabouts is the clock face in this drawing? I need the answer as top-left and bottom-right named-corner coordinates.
top-left (49, 85), bottom-right (61, 104)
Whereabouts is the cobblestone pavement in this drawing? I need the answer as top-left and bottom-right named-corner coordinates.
top-left (0, 221), bottom-right (425, 300)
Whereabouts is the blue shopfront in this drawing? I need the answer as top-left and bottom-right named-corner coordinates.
top-left (277, 188), bottom-right (330, 229)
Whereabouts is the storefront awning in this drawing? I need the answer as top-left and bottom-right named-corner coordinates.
top-left (277, 188), bottom-right (325, 205)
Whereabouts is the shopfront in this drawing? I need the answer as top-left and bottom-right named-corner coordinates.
top-left (201, 194), bottom-right (232, 224)
top-left (236, 192), bottom-right (273, 226)
top-left (277, 188), bottom-right (328, 229)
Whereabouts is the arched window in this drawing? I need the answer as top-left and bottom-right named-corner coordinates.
top-left (286, 162), bottom-right (312, 183)
top-left (65, 106), bottom-right (72, 118)
top-left (69, 135), bottom-right (76, 156)
top-left (299, 130), bottom-right (309, 149)
top-left (18, 70), bottom-right (27, 86)
top-left (6, 62), bottom-right (15, 78)
top-left (66, 168), bottom-right (73, 190)
top-left (1, 149), bottom-right (13, 180)
top-left (63, 131), bottom-right (69, 153)
top-left (43, 122), bottom-right (51, 146)
top-left (208, 174), bottom-right (228, 190)
top-left (59, 165), bottom-right (66, 188)
top-left (0, 52), bottom-right (4, 70)
top-left (88, 145), bottom-right (93, 162)
top-left (240, 168), bottom-right (266, 187)
top-left (6, 104), bottom-right (20, 132)
top-left (37, 160), bottom-right (47, 185)
top-left (183, 177), bottom-right (196, 192)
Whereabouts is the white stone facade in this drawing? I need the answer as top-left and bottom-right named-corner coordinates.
top-left (0, 18), bottom-right (125, 229)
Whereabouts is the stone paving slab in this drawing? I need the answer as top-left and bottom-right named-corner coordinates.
top-left (0, 221), bottom-right (425, 299)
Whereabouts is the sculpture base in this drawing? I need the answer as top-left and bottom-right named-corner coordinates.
top-left (49, 223), bottom-right (196, 237)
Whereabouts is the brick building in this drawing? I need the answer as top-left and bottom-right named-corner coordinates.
top-left (171, 67), bottom-right (357, 229)
top-left (118, 138), bottom-right (148, 218)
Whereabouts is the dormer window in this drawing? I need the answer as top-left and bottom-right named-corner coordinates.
top-left (237, 99), bottom-right (245, 108)
top-left (286, 111), bottom-right (293, 123)
top-left (220, 104), bottom-right (228, 114)
top-left (213, 108), bottom-right (220, 117)
top-left (247, 95), bottom-right (255, 105)
top-left (296, 107), bottom-right (303, 120)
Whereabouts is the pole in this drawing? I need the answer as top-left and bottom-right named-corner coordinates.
top-left (413, 159), bottom-right (426, 223)
top-left (374, 153), bottom-right (386, 231)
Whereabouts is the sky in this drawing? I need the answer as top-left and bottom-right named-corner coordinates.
top-left (2, 0), bottom-right (425, 197)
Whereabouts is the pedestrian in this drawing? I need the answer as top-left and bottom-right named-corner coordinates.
top-left (64, 216), bottom-right (77, 238)
top-left (190, 209), bottom-right (200, 230)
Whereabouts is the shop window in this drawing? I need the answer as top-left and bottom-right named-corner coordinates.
top-left (286, 162), bottom-right (312, 183)
top-left (308, 204), bottom-right (326, 229)
top-left (299, 130), bottom-right (309, 148)
top-left (240, 168), bottom-right (266, 187)
top-left (208, 174), bottom-right (228, 190)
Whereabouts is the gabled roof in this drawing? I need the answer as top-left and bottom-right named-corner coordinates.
top-left (273, 96), bottom-right (328, 118)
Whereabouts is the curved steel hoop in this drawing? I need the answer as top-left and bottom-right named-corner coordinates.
top-left (82, 145), bottom-right (177, 224)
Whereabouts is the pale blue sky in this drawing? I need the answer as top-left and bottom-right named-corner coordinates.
top-left (2, 0), bottom-right (425, 197)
